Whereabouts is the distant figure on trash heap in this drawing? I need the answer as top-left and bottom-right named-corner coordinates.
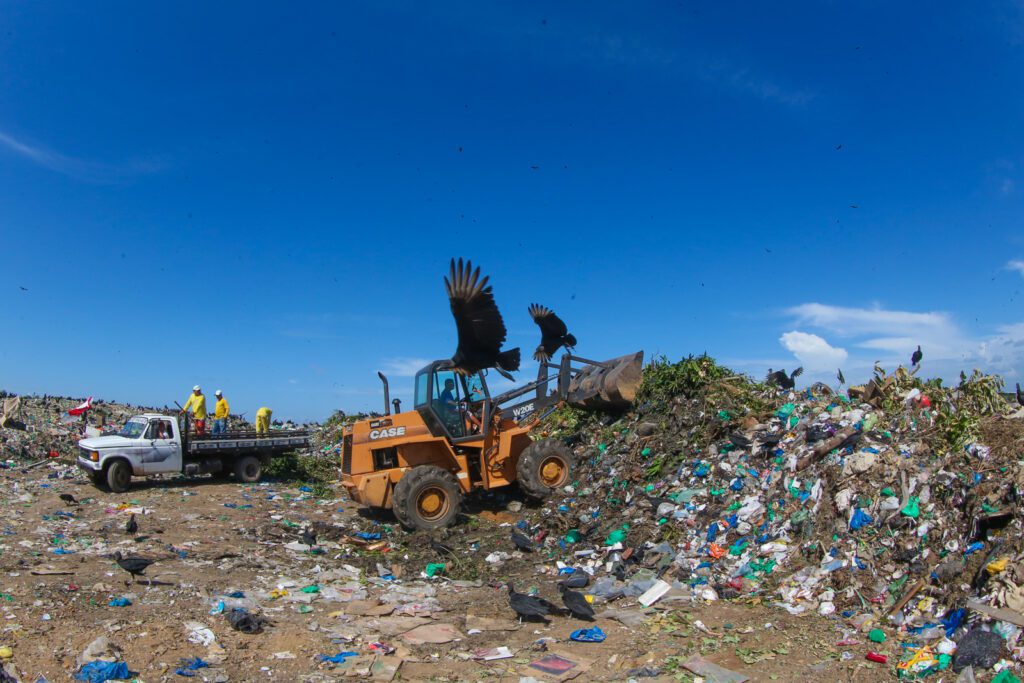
top-left (212, 390), bottom-right (230, 435)
top-left (181, 385), bottom-right (208, 436)
top-left (255, 406), bottom-right (273, 436)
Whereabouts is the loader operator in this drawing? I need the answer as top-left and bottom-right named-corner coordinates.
top-left (439, 379), bottom-right (481, 434)
top-left (180, 386), bottom-right (208, 436)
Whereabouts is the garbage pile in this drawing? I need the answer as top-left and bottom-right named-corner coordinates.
top-left (508, 356), bottom-right (1024, 679)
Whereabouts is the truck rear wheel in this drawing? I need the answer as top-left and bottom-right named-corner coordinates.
top-left (517, 439), bottom-right (574, 500)
top-left (392, 465), bottom-right (461, 530)
top-left (106, 460), bottom-right (132, 493)
top-left (234, 456), bottom-right (262, 483)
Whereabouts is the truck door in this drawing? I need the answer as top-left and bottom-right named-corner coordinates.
top-left (141, 419), bottom-right (181, 474)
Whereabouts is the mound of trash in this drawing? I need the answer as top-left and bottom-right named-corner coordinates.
top-left (522, 356), bottom-right (1024, 678)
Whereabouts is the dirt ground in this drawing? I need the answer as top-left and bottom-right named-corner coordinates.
top-left (0, 461), bottom-right (906, 682)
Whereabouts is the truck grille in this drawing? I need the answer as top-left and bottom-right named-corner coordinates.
top-left (341, 434), bottom-right (353, 474)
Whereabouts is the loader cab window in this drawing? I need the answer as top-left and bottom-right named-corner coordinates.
top-left (414, 369), bottom-right (430, 408)
top-left (431, 370), bottom-right (466, 438)
top-left (465, 373), bottom-right (486, 403)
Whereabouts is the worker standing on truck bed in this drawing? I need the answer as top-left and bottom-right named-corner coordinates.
top-left (255, 406), bottom-right (272, 436)
top-left (181, 386), bottom-right (208, 436)
top-left (212, 390), bottom-right (229, 435)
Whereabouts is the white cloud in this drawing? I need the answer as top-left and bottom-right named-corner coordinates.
top-left (787, 303), bottom-right (955, 339)
top-left (779, 331), bottom-right (848, 371)
top-left (381, 357), bottom-right (431, 377)
top-left (1007, 260), bottom-right (1024, 277)
top-left (0, 129), bottom-right (163, 182)
top-left (782, 302), bottom-right (1024, 384)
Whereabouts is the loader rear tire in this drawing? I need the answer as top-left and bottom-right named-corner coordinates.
top-left (392, 465), bottom-right (461, 531)
top-left (517, 439), bottom-right (574, 500)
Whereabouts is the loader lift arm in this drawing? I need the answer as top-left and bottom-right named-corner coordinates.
top-left (491, 351), bottom-right (644, 423)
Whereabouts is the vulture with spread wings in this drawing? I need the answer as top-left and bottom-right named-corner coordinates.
top-left (528, 304), bottom-right (577, 362)
top-left (445, 258), bottom-right (520, 380)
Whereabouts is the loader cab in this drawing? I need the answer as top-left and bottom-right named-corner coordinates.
top-left (414, 361), bottom-right (490, 442)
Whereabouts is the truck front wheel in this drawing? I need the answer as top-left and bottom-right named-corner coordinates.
top-left (106, 460), bottom-right (132, 493)
top-left (234, 456), bottom-right (262, 483)
top-left (392, 465), bottom-right (462, 530)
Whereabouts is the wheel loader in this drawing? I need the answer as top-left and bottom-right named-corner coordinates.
top-left (340, 351), bottom-right (644, 529)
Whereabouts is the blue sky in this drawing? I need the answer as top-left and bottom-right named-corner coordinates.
top-left (2, 1), bottom-right (1024, 421)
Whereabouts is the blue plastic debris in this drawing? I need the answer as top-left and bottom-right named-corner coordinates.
top-left (226, 591), bottom-right (245, 598)
top-left (964, 542), bottom-right (985, 556)
top-left (849, 508), bottom-right (873, 531)
top-left (209, 600), bottom-right (225, 615)
top-left (570, 626), bottom-right (606, 643)
top-left (74, 661), bottom-right (130, 683)
top-left (108, 597), bottom-right (131, 607)
top-left (175, 657), bottom-right (209, 677)
top-left (354, 531), bottom-right (381, 541)
top-left (318, 651), bottom-right (359, 663)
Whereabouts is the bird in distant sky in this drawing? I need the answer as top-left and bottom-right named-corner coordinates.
top-left (837, 368), bottom-right (846, 386)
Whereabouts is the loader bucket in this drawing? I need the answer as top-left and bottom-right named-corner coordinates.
top-left (566, 351), bottom-right (644, 410)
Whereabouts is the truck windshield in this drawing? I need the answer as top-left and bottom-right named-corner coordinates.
top-left (118, 418), bottom-right (148, 439)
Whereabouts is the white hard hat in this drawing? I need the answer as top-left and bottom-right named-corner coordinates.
top-left (215, 390), bottom-right (223, 396)
top-left (193, 385), bottom-right (201, 392)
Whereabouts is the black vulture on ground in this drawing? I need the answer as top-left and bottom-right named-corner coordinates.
top-left (113, 551), bottom-right (156, 585)
top-left (528, 304), bottom-right (577, 362)
top-left (766, 367), bottom-right (803, 390)
top-left (911, 345), bottom-right (923, 367)
top-left (558, 583), bottom-right (595, 620)
top-left (507, 583), bottom-right (553, 621)
top-left (1016, 383), bottom-right (1024, 407)
top-left (511, 529), bottom-right (535, 552)
top-left (125, 514), bottom-right (138, 535)
top-left (59, 494), bottom-right (79, 506)
top-left (444, 258), bottom-right (520, 381)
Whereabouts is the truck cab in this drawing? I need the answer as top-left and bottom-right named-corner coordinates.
top-left (78, 413), bottom-right (183, 488)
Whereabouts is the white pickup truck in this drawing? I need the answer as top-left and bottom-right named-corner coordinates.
top-left (77, 413), bottom-right (310, 492)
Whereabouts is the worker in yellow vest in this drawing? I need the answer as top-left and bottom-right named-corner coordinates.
top-left (181, 386), bottom-right (208, 436)
top-left (212, 390), bottom-right (230, 435)
top-left (255, 406), bottom-right (273, 436)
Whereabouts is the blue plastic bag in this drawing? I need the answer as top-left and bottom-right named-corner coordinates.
top-left (318, 651), bottom-right (359, 663)
top-left (849, 508), bottom-right (873, 531)
top-left (74, 661), bottom-right (130, 683)
top-left (570, 626), bottom-right (606, 643)
top-left (175, 657), bottom-right (209, 676)
top-left (108, 597), bottom-right (131, 607)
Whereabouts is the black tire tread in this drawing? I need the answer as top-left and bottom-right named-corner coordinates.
top-left (392, 465), bottom-right (462, 530)
top-left (516, 439), bottom-right (574, 500)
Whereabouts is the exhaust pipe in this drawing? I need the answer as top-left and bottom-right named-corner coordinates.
top-left (392, 398), bottom-right (402, 414)
top-left (377, 372), bottom-right (390, 415)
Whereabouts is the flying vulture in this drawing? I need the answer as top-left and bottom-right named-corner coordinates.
top-left (445, 258), bottom-right (520, 380)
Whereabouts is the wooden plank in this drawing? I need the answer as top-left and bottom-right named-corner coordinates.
top-left (966, 599), bottom-right (1024, 627)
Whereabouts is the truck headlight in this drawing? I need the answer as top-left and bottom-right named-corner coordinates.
top-left (90, 451), bottom-right (99, 462)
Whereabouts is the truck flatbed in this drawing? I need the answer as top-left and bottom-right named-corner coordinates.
top-left (187, 430), bottom-right (310, 455)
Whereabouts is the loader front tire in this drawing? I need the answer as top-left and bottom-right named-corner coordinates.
top-left (393, 465), bottom-right (462, 530)
top-left (517, 439), bottom-right (574, 500)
